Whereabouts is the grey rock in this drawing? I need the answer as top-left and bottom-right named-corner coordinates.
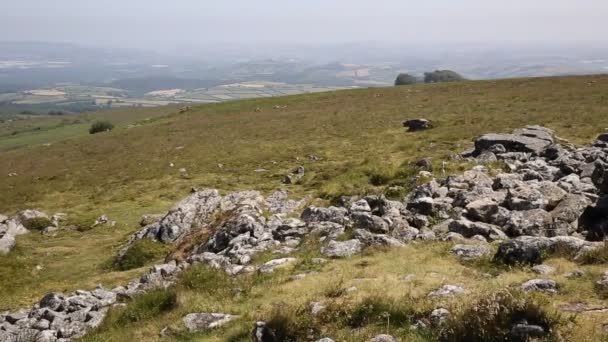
top-left (592, 162), bottom-right (608, 193)
top-left (301, 206), bottom-right (349, 225)
top-left (321, 240), bottom-right (362, 258)
top-left (370, 334), bottom-right (397, 342)
top-left (494, 236), bottom-right (600, 265)
top-left (520, 279), bottom-right (558, 293)
top-left (403, 118), bottom-right (432, 131)
top-left (465, 199), bottom-right (499, 222)
top-left (354, 229), bottom-right (403, 247)
top-left (448, 219), bottom-right (507, 241)
top-left (352, 212), bottom-right (389, 234)
top-left (308, 221), bottom-right (345, 240)
top-left (429, 308), bottom-right (450, 326)
top-left (316, 338), bottom-right (335, 342)
top-left (532, 264), bottom-right (556, 275)
top-left (475, 133), bottom-right (551, 155)
top-left (309, 302), bottom-right (326, 316)
top-left (350, 199), bottom-right (371, 213)
top-left (183, 313), bottom-right (235, 332)
top-left (251, 321), bottom-right (277, 342)
top-left (0, 233), bottom-right (16, 255)
top-left (511, 323), bottom-right (546, 340)
top-left (258, 258), bottom-right (297, 273)
top-left (450, 244), bottom-right (490, 261)
top-left (427, 285), bottom-right (466, 298)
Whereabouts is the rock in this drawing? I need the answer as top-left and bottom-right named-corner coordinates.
top-left (407, 197), bottom-right (435, 216)
top-left (532, 264), bottom-right (556, 275)
top-left (494, 236), bottom-right (600, 265)
top-left (475, 133), bottom-right (551, 155)
top-left (352, 213), bottom-right (389, 234)
top-left (0, 233), bottom-right (16, 255)
top-left (283, 166), bottom-right (305, 184)
top-left (564, 269), bottom-right (585, 278)
top-left (448, 219), bottom-right (507, 241)
top-left (93, 215), bottom-right (109, 227)
top-left (183, 313), bottom-right (235, 332)
top-left (465, 199), bottom-right (499, 222)
top-left (258, 258), bottom-right (297, 273)
top-left (429, 308), bottom-right (450, 326)
top-left (370, 334), bottom-right (396, 342)
top-left (309, 302), bottom-right (326, 316)
top-left (350, 199), bottom-right (371, 213)
top-left (403, 118), bottom-right (432, 131)
top-left (579, 196), bottom-right (608, 241)
top-left (520, 279), bottom-right (558, 293)
top-left (308, 221), bottom-right (345, 240)
top-left (511, 322), bottom-right (546, 340)
top-left (316, 338), bottom-right (335, 342)
top-left (39, 293), bottom-right (66, 311)
top-left (301, 206), bottom-right (349, 225)
top-left (596, 272), bottom-right (608, 293)
top-left (427, 285), bottom-right (466, 298)
top-left (415, 158), bottom-right (433, 171)
top-left (450, 244), bottom-right (490, 261)
top-left (354, 229), bottom-right (403, 247)
top-left (251, 321), bottom-right (277, 342)
top-left (321, 240), bottom-right (362, 258)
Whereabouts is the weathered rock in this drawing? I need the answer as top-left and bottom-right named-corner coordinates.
top-left (450, 244), bottom-right (490, 261)
top-left (520, 279), bottom-right (558, 293)
top-left (596, 271), bottom-right (608, 293)
top-left (370, 334), bottom-right (397, 342)
top-left (301, 206), bottom-right (349, 225)
top-left (258, 258), bottom-right (297, 273)
top-left (475, 133), bottom-right (551, 155)
top-left (0, 232), bottom-right (16, 255)
top-left (532, 264), bottom-right (556, 275)
top-left (352, 213), bottom-right (389, 234)
top-left (283, 166), bottom-right (305, 184)
top-left (494, 236), bottom-right (600, 265)
top-left (407, 197), bottom-right (435, 216)
top-left (592, 162), bottom-right (608, 193)
top-left (39, 293), bottom-right (66, 312)
top-left (448, 219), bottom-right (507, 241)
top-left (321, 240), bottom-right (362, 258)
top-left (429, 308), bottom-right (450, 326)
top-left (309, 302), bottom-right (326, 316)
top-left (403, 118), bottom-right (432, 131)
top-left (354, 229), bottom-right (403, 247)
top-left (182, 313), bottom-right (235, 332)
top-left (140, 214), bottom-right (163, 227)
top-left (427, 285), bottom-right (466, 298)
top-left (465, 199), bottom-right (499, 222)
top-left (511, 322), bottom-right (546, 340)
top-left (308, 221), bottom-right (345, 240)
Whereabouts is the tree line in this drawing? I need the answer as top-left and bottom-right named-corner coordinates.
top-left (395, 70), bottom-right (465, 86)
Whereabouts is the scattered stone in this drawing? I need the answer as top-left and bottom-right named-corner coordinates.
top-left (321, 239), bottom-right (362, 258)
top-left (520, 279), bottom-right (558, 293)
top-left (370, 334), bottom-right (397, 342)
top-left (403, 118), bottom-right (432, 131)
top-left (450, 244), bottom-right (490, 261)
top-left (532, 264), bottom-right (556, 275)
top-left (309, 302), bottom-right (326, 316)
top-left (428, 285), bottom-right (466, 298)
top-left (429, 308), bottom-right (450, 326)
top-left (182, 313), bottom-right (235, 332)
top-left (258, 258), bottom-right (297, 273)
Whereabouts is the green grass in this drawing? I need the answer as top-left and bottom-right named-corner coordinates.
top-left (115, 239), bottom-right (168, 271)
top-left (2, 75), bottom-right (608, 339)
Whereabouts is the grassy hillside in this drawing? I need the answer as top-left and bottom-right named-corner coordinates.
top-left (1, 75), bottom-right (608, 339)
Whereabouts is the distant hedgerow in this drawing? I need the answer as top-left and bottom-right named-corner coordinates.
top-left (89, 120), bottom-right (114, 134)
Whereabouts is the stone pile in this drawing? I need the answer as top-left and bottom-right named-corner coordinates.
top-left (5, 125), bottom-right (608, 340)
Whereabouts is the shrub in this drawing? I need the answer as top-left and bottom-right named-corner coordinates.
top-left (22, 217), bottom-right (53, 231)
top-left (423, 70), bottom-right (465, 83)
top-left (115, 239), bottom-right (167, 271)
top-left (89, 120), bottom-right (114, 134)
top-left (395, 73), bottom-right (418, 86)
top-left (439, 290), bottom-right (568, 342)
top-left (111, 288), bottom-right (177, 325)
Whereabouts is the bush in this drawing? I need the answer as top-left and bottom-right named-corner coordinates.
top-left (112, 289), bottom-right (177, 325)
top-left (439, 290), bottom-right (568, 342)
top-left (89, 120), bottom-right (114, 134)
top-left (22, 217), bottom-right (53, 231)
top-left (395, 73), bottom-right (418, 86)
top-left (115, 239), bottom-right (167, 271)
top-left (423, 70), bottom-right (465, 84)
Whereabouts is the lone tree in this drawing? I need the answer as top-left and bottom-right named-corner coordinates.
top-left (423, 70), bottom-right (465, 83)
top-left (394, 73), bottom-right (418, 86)
top-left (89, 120), bottom-right (114, 134)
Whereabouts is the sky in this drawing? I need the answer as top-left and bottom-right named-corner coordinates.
top-left (2, 0), bottom-right (607, 50)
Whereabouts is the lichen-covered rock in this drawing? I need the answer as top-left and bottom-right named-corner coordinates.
top-left (520, 279), bottom-right (558, 293)
top-left (450, 244), bottom-right (490, 261)
top-left (183, 313), bottom-right (235, 332)
top-left (321, 240), bottom-right (362, 258)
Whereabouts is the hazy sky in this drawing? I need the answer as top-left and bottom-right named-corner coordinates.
top-left (2, 0), bottom-right (607, 49)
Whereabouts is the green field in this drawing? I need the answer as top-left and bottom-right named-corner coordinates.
top-left (2, 75), bottom-right (608, 340)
